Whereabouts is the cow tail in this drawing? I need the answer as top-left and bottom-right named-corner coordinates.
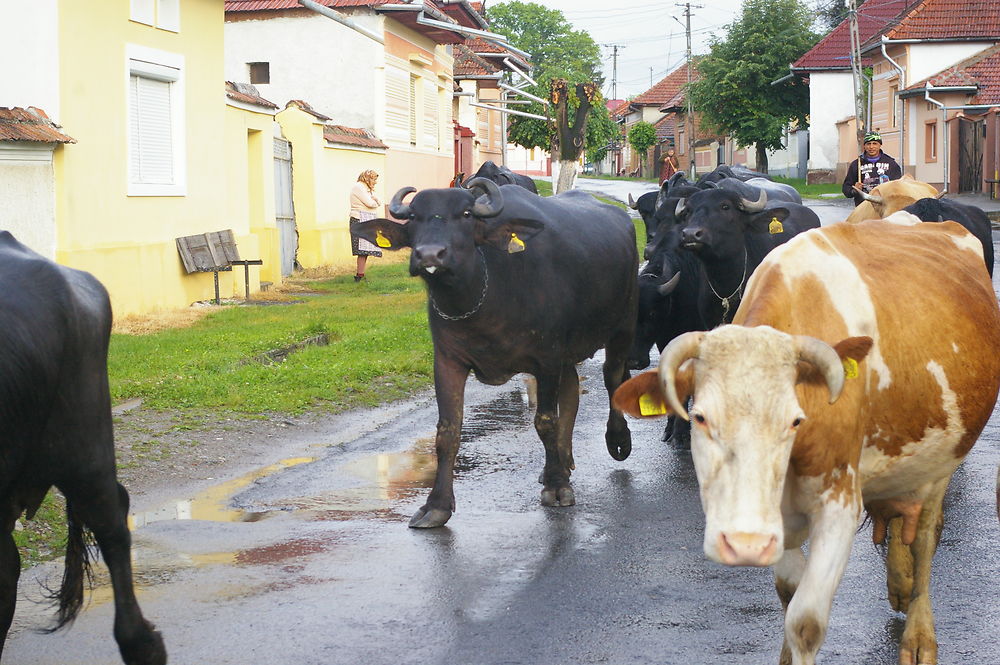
top-left (43, 499), bottom-right (94, 632)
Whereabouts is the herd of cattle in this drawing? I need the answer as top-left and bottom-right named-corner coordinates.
top-left (1, 159), bottom-right (997, 664)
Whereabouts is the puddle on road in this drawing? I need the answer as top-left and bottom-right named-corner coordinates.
top-left (129, 388), bottom-right (532, 527)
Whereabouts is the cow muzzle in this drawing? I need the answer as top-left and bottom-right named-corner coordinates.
top-left (680, 227), bottom-right (706, 250)
top-left (712, 531), bottom-right (780, 567)
top-left (413, 244), bottom-right (448, 275)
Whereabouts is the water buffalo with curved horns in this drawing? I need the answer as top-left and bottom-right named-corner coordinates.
top-left (352, 178), bottom-right (638, 527)
top-left (459, 160), bottom-right (538, 194)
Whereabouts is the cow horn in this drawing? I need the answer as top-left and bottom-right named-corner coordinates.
top-left (466, 177), bottom-right (504, 218)
top-left (389, 187), bottom-right (416, 219)
top-left (657, 270), bottom-right (681, 296)
top-left (628, 193), bottom-right (638, 209)
top-left (675, 198), bottom-right (687, 218)
top-left (658, 331), bottom-right (704, 420)
top-left (857, 189), bottom-right (884, 205)
top-left (738, 188), bottom-right (768, 212)
top-left (794, 335), bottom-right (845, 404)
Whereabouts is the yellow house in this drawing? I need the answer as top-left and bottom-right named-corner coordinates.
top-left (2, 0), bottom-right (280, 316)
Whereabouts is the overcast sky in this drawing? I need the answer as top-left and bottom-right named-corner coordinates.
top-left (503, 0), bottom-right (750, 100)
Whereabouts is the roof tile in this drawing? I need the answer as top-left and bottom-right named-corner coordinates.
top-left (793, 1), bottom-right (916, 71)
top-left (632, 64), bottom-right (693, 106)
top-left (324, 124), bottom-right (388, 149)
top-left (0, 107), bottom-right (75, 143)
top-left (906, 42), bottom-right (1000, 104)
top-left (885, 0), bottom-right (1000, 40)
top-left (225, 81), bottom-right (279, 109)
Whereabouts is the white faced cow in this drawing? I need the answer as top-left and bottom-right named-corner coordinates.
top-left (614, 217), bottom-right (1000, 664)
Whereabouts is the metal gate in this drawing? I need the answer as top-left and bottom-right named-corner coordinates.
top-left (958, 117), bottom-right (985, 193)
top-left (273, 137), bottom-right (297, 276)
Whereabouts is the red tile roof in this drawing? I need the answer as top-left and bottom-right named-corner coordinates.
top-left (225, 0), bottom-right (393, 10)
top-left (465, 37), bottom-right (531, 70)
top-left (324, 124), bottom-right (388, 149)
top-left (884, 0), bottom-right (1000, 40)
top-left (285, 99), bottom-right (333, 120)
top-left (793, 1), bottom-right (916, 71)
top-left (632, 64), bottom-right (693, 106)
top-left (0, 107), bottom-right (75, 143)
top-left (453, 43), bottom-right (500, 77)
top-left (225, 81), bottom-right (279, 109)
top-left (905, 42), bottom-right (1000, 104)
top-left (653, 114), bottom-right (675, 142)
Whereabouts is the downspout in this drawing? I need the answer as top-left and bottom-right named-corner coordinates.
top-left (924, 84), bottom-right (948, 194)
top-left (881, 37), bottom-right (905, 167)
top-left (297, 0), bottom-right (384, 44)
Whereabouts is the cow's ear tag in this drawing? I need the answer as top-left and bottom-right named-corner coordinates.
top-left (769, 217), bottom-right (784, 234)
top-left (508, 232), bottom-right (526, 254)
top-left (842, 357), bottom-right (859, 380)
top-left (638, 392), bottom-right (668, 416)
top-left (376, 229), bottom-right (392, 248)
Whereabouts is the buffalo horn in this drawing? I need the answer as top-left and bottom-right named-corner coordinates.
top-left (389, 187), bottom-right (417, 219)
top-left (657, 270), bottom-right (681, 296)
top-left (857, 189), bottom-right (884, 205)
top-left (466, 177), bottom-right (504, 218)
top-left (628, 193), bottom-right (638, 209)
top-left (794, 335), bottom-right (845, 404)
top-left (738, 188), bottom-right (768, 212)
top-left (657, 331), bottom-right (704, 420)
top-left (674, 198), bottom-right (687, 218)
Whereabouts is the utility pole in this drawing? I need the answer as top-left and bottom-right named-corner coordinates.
top-left (677, 2), bottom-right (702, 178)
top-left (602, 44), bottom-right (626, 101)
top-left (848, 0), bottom-right (865, 144)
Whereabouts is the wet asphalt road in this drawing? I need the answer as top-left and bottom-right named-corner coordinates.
top-left (4, 198), bottom-right (998, 665)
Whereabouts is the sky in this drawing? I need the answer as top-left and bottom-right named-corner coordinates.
top-left (501, 0), bottom-right (752, 100)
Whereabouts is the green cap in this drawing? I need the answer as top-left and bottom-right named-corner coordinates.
top-left (864, 132), bottom-right (882, 144)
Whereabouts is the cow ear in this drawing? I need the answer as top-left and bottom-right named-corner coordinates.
top-left (476, 218), bottom-right (544, 251)
top-left (612, 367), bottom-right (693, 418)
top-left (352, 218), bottom-right (411, 250)
top-left (747, 207), bottom-right (789, 234)
top-left (796, 336), bottom-right (873, 386)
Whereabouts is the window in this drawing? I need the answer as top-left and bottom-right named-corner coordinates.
top-left (925, 122), bottom-right (938, 162)
top-left (130, 0), bottom-right (180, 32)
top-left (385, 66), bottom-right (410, 145)
top-left (248, 62), bottom-right (270, 85)
top-left (127, 46), bottom-right (185, 196)
top-left (409, 75), bottom-right (418, 146)
top-left (422, 79), bottom-right (439, 150)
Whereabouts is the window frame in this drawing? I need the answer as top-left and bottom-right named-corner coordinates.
top-left (126, 45), bottom-right (186, 197)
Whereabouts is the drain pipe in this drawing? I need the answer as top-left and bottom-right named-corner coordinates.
top-left (880, 36), bottom-right (906, 167)
top-left (298, 0), bottom-right (384, 44)
top-left (924, 84), bottom-right (949, 194)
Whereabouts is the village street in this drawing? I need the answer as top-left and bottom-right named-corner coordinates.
top-left (4, 192), bottom-right (998, 665)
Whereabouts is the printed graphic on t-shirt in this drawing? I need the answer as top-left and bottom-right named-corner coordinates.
top-left (860, 160), bottom-right (892, 192)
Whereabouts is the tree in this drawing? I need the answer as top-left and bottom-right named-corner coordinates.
top-left (487, 1), bottom-right (615, 192)
top-left (687, 0), bottom-right (819, 172)
top-left (627, 122), bottom-right (657, 178)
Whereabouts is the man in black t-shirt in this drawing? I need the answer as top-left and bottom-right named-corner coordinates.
top-left (842, 132), bottom-right (902, 206)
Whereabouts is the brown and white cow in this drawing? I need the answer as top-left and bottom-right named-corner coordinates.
top-left (845, 174), bottom-right (939, 223)
top-left (614, 217), bottom-right (1000, 665)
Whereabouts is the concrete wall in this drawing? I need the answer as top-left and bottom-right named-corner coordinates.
top-left (0, 145), bottom-right (59, 259)
top-left (908, 42), bottom-right (994, 87)
top-left (808, 71), bottom-right (853, 172)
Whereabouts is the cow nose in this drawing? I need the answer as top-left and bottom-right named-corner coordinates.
top-left (717, 532), bottom-right (779, 566)
top-left (414, 245), bottom-right (447, 271)
top-left (681, 227), bottom-right (704, 244)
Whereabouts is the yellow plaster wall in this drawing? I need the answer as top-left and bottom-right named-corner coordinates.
top-left (277, 106), bottom-right (386, 270)
top-left (53, 0), bottom-right (257, 315)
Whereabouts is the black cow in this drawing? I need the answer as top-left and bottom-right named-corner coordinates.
top-left (353, 179), bottom-right (638, 525)
top-left (716, 176), bottom-right (802, 204)
top-left (461, 160), bottom-right (538, 194)
top-left (0, 232), bottom-right (165, 664)
top-left (696, 164), bottom-right (769, 185)
top-left (903, 197), bottom-right (994, 276)
top-left (626, 177), bottom-right (702, 247)
top-left (677, 188), bottom-right (821, 326)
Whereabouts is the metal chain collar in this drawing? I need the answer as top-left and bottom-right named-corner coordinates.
top-left (429, 248), bottom-right (488, 321)
top-left (706, 248), bottom-right (747, 322)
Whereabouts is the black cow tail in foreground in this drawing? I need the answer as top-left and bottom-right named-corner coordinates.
top-left (353, 179), bottom-right (638, 527)
top-left (0, 231), bottom-right (165, 665)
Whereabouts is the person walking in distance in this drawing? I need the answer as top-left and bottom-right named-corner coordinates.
top-left (350, 169), bottom-right (382, 281)
top-left (842, 132), bottom-right (902, 206)
top-left (659, 147), bottom-right (679, 185)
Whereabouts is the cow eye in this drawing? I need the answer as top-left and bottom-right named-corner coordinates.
top-left (408, 213), bottom-right (416, 220)
top-left (463, 210), bottom-right (472, 217)
top-left (721, 203), bottom-right (730, 210)
top-left (791, 416), bottom-right (805, 429)
top-left (692, 412), bottom-right (707, 426)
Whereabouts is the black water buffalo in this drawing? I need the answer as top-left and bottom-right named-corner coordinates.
top-left (353, 178), bottom-right (638, 524)
top-left (626, 177), bottom-right (701, 247)
top-left (0, 232), bottom-right (165, 664)
top-left (677, 188), bottom-right (821, 325)
top-left (903, 197), bottom-right (994, 276)
top-left (716, 176), bottom-right (802, 204)
top-left (461, 160), bottom-right (538, 193)
top-left (696, 164), bottom-right (769, 185)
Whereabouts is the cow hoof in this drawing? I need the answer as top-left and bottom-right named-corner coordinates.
top-left (541, 486), bottom-right (575, 507)
top-left (120, 627), bottom-right (166, 665)
top-left (408, 506), bottom-right (452, 528)
top-left (606, 433), bottom-right (632, 461)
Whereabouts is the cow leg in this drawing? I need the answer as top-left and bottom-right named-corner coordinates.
top-left (555, 363), bottom-right (579, 475)
top-left (781, 501), bottom-right (858, 665)
top-left (886, 518), bottom-right (914, 613)
top-left (774, 546), bottom-right (806, 665)
top-left (536, 369), bottom-right (574, 507)
top-left (603, 332), bottom-right (633, 461)
top-left (898, 478), bottom-right (948, 665)
top-left (60, 480), bottom-right (165, 665)
top-left (0, 526), bottom-right (20, 657)
top-left (410, 356), bottom-right (470, 528)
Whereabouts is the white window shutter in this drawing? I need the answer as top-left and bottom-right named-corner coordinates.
top-left (131, 0), bottom-right (155, 25)
top-left (129, 75), bottom-right (174, 184)
top-left (384, 67), bottom-right (409, 144)
top-left (157, 0), bottom-right (180, 32)
top-left (423, 79), bottom-right (438, 150)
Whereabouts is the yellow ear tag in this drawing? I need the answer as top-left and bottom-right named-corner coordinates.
top-left (769, 217), bottom-right (784, 234)
top-left (508, 232), bottom-right (526, 254)
top-left (638, 392), bottom-right (668, 416)
top-left (842, 357), bottom-right (859, 380)
top-left (375, 229), bottom-right (392, 248)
